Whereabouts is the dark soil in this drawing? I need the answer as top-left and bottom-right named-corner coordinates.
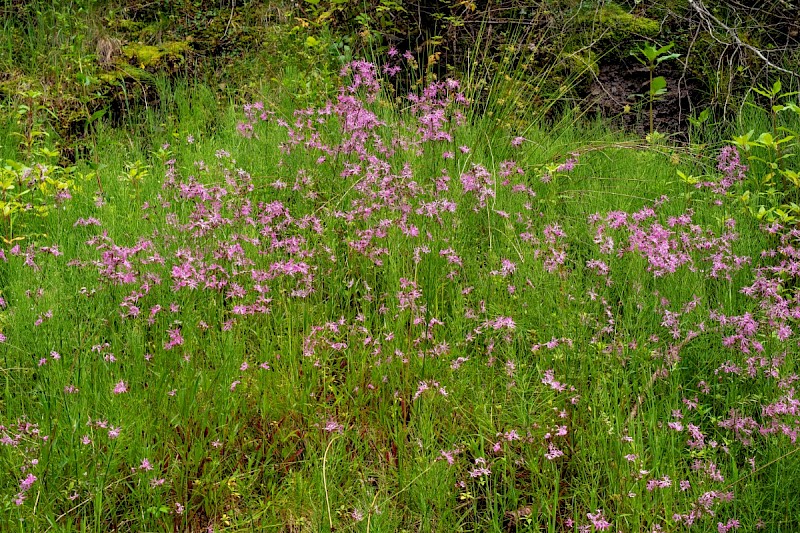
top-left (588, 61), bottom-right (702, 142)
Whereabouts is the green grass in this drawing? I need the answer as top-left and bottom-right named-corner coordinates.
top-left (1, 53), bottom-right (800, 533)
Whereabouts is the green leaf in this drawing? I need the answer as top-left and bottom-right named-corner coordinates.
top-left (656, 42), bottom-right (675, 55)
top-left (650, 76), bottom-right (667, 97)
top-left (641, 44), bottom-right (658, 63)
top-left (677, 170), bottom-right (698, 184)
top-left (781, 169), bottom-right (800, 187)
top-left (730, 130), bottom-right (754, 151)
top-left (756, 132), bottom-right (775, 147)
top-left (656, 52), bottom-right (680, 64)
top-left (779, 102), bottom-right (800, 114)
top-left (752, 86), bottom-right (772, 98)
top-left (88, 108), bottom-right (107, 124)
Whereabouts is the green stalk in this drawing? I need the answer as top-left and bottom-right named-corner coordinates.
top-left (649, 64), bottom-right (654, 136)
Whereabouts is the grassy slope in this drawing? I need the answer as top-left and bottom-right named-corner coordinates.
top-left (2, 12), bottom-right (800, 533)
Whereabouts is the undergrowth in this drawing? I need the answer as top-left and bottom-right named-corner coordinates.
top-left (1, 51), bottom-right (800, 533)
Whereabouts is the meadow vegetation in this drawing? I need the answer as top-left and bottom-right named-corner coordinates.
top-left (2, 2), bottom-right (800, 532)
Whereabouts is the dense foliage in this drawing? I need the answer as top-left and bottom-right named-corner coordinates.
top-left (1, 0), bottom-right (798, 151)
top-left (2, 2), bottom-right (800, 532)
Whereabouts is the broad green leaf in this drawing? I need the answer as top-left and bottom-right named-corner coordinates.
top-left (650, 76), bottom-right (667, 97)
top-left (756, 132), bottom-right (775, 147)
top-left (640, 44), bottom-right (658, 63)
top-left (656, 42), bottom-right (675, 55)
top-left (779, 102), bottom-right (800, 114)
top-left (752, 86), bottom-right (772, 98)
top-left (782, 170), bottom-right (800, 186)
top-left (656, 52), bottom-right (680, 64)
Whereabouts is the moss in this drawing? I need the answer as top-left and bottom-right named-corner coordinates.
top-left (98, 71), bottom-right (123, 84)
top-left (121, 41), bottom-right (191, 68)
top-left (571, 2), bottom-right (659, 48)
top-left (116, 19), bottom-right (146, 33)
top-left (549, 3), bottom-right (659, 94)
top-left (122, 44), bottom-right (163, 66)
top-left (564, 50), bottom-right (599, 77)
top-left (596, 3), bottom-right (659, 39)
top-left (161, 40), bottom-right (192, 56)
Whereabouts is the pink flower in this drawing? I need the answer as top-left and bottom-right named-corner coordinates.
top-left (718, 519), bottom-right (741, 533)
top-left (323, 419), bottom-right (344, 433)
top-left (587, 510), bottom-right (611, 531)
top-left (545, 444), bottom-right (564, 460)
top-left (439, 448), bottom-right (461, 465)
top-left (469, 458), bottom-right (491, 477)
top-left (19, 474), bottom-right (37, 492)
top-left (113, 381), bottom-right (128, 394)
top-left (164, 327), bottom-right (184, 350)
top-left (140, 458), bottom-right (153, 471)
top-left (555, 156), bottom-right (578, 173)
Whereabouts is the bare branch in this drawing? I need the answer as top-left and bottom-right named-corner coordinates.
top-left (688, 0), bottom-right (799, 78)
